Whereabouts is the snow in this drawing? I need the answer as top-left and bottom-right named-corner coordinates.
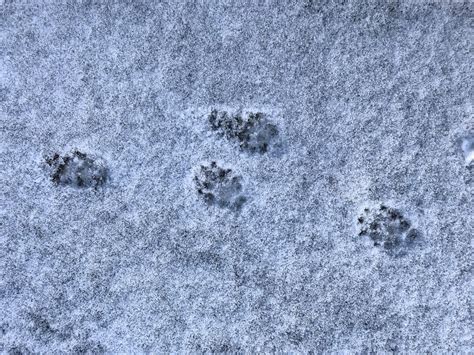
top-left (1, 1), bottom-right (472, 353)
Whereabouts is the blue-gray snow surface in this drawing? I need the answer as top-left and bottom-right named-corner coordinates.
top-left (0, 1), bottom-right (473, 353)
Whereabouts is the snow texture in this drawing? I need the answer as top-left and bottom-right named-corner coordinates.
top-left (1, 0), bottom-right (473, 353)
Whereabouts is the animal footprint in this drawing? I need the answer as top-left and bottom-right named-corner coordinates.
top-left (357, 204), bottom-right (421, 256)
top-left (45, 149), bottom-right (108, 189)
top-left (208, 109), bottom-right (279, 154)
top-left (193, 161), bottom-right (247, 211)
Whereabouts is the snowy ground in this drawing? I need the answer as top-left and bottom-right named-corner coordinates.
top-left (1, 1), bottom-right (472, 353)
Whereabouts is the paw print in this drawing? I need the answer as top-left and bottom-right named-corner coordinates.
top-left (357, 204), bottom-right (421, 255)
top-left (193, 161), bottom-right (247, 211)
top-left (45, 150), bottom-right (108, 189)
top-left (208, 109), bottom-right (279, 154)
